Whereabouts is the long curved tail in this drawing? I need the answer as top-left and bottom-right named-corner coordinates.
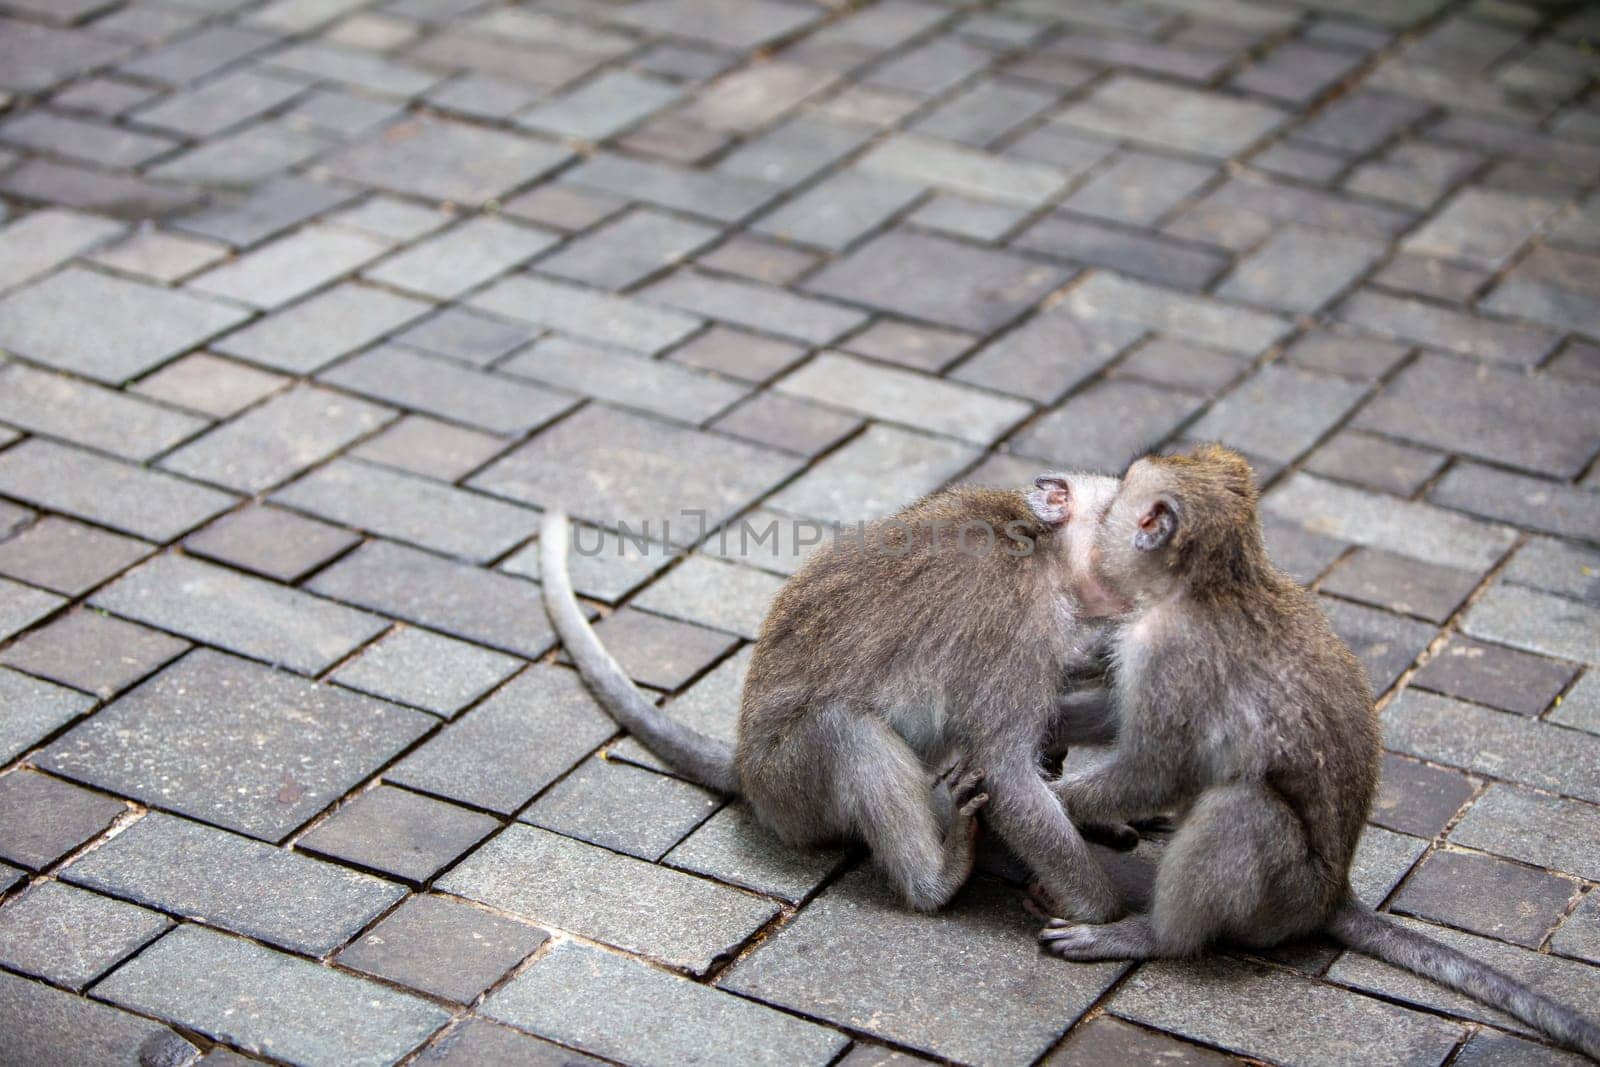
top-left (539, 510), bottom-right (739, 794)
top-left (1330, 899), bottom-right (1600, 1061)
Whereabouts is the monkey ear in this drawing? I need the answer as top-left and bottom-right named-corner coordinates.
top-left (1027, 474), bottom-right (1071, 526)
top-left (1133, 497), bottom-right (1179, 552)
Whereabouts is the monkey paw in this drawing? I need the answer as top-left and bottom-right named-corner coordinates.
top-left (1081, 821), bottom-right (1140, 852)
top-left (1038, 920), bottom-right (1122, 961)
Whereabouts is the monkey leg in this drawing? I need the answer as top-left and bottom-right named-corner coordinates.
top-left (844, 719), bottom-right (987, 913)
top-left (1041, 783), bottom-right (1315, 960)
top-left (984, 755), bottom-right (1123, 924)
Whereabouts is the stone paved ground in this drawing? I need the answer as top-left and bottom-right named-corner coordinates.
top-left (0, 0), bottom-right (1598, 1063)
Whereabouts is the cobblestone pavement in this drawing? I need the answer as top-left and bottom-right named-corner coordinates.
top-left (0, 0), bottom-right (1598, 1064)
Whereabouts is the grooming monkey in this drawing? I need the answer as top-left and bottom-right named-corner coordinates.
top-left (1041, 444), bottom-right (1600, 1061)
top-left (542, 474), bottom-right (1131, 919)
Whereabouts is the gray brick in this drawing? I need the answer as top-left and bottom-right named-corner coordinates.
top-left (129, 68), bottom-right (305, 138)
top-left (351, 415), bottom-right (507, 482)
top-left (1114, 338), bottom-right (1244, 396)
top-left (807, 231), bottom-right (1065, 334)
top-left (1412, 636), bottom-right (1576, 716)
top-left (0, 159), bottom-right (200, 219)
top-left (1384, 688), bottom-right (1600, 802)
top-left (767, 424), bottom-right (980, 525)
top-left (632, 554), bottom-right (784, 640)
top-left (63, 811), bottom-right (404, 953)
top-left (215, 282), bottom-right (431, 374)
top-left (1337, 290), bottom-right (1558, 368)
top-left (337, 894), bottom-right (547, 1003)
top-left (323, 344), bottom-right (573, 435)
top-left (441, 823), bottom-right (777, 974)
top-left (332, 626), bottom-right (519, 718)
top-left (664, 326), bottom-right (804, 382)
top-left (1553, 891), bottom-right (1600, 965)
top-left (184, 504), bottom-right (360, 583)
top-left (328, 194), bottom-right (452, 244)
top-left (414, 1018), bottom-right (606, 1067)
top-left (161, 383), bottom-right (394, 494)
top-left (1012, 379), bottom-right (1201, 470)
top-left (131, 353), bottom-right (286, 420)
top-left (499, 522), bottom-right (677, 605)
top-left (1107, 956), bottom-right (1462, 1066)
top-left (274, 459), bottom-right (538, 563)
top-left (1463, 584), bottom-right (1598, 666)
top-left (1044, 1016), bottom-right (1231, 1067)
top-left (364, 216), bottom-right (558, 299)
top-left (755, 169), bottom-right (922, 252)
top-left (1321, 549), bottom-right (1479, 623)
top-left (501, 336), bottom-right (747, 424)
top-left (0, 768), bottom-right (124, 870)
top-left (1060, 151), bottom-right (1215, 226)
top-left (1069, 272), bottom-right (1292, 355)
top-left (909, 194), bottom-right (1029, 242)
top-left (309, 540), bottom-right (557, 659)
top-left (665, 801), bottom-right (847, 904)
top-left (120, 24), bottom-right (275, 85)
top-left (717, 113), bottom-right (876, 187)
top-left (1, 609), bottom-right (189, 700)
top-left (299, 784), bottom-right (497, 883)
top-left (1217, 226), bottom-right (1384, 313)
top-left (0, 208), bottom-right (123, 292)
top-left (1482, 245), bottom-right (1600, 339)
top-left (470, 405), bottom-right (801, 542)
top-left (93, 552), bottom-right (386, 675)
top-left (147, 118), bottom-right (334, 187)
top-left (682, 61), bottom-right (837, 132)
top-left (1372, 753), bottom-right (1477, 839)
top-left (1199, 175), bottom-right (1418, 239)
top-left (0, 574), bottom-right (62, 643)
top-left (1453, 785), bottom-right (1600, 881)
top-left (1284, 330), bottom-right (1411, 380)
top-left (1329, 913), bottom-right (1600, 1039)
top-left (519, 69), bottom-right (680, 140)
top-left (776, 352), bottom-right (1028, 446)
top-left (326, 117), bottom-right (571, 204)
top-left (1190, 364), bottom-right (1368, 462)
top-left (425, 73), bottom-right (542, 121)
top-left (1393, 849), bottom-right (1576, 948)
top-left (1504, 538), bottom-right (1600, 606)
top-left (564, 153), bottom-right (780, 223)
top-left (581, 607), bottom-right (737, 691)
top-left (604, 0), bottom-right (821, 49)
top-left (89, 228), bottom-right (229, 284)
top-left (97, 924), bottom-right (450, 1064)
top-left (865, 35), bottom-right (993, 96)
top-left (953, 303), bottom-right (1143, 401)
top-left (522, 756), bottom-right (718, 860)
top-left (1303, 430), bottom-right (1445, 496)
top-left (386, 664), bottom-right (609, 813)
top-left (393, 307), bottom-right (537, 367)
top-left (1403, 188), bottom-right (1560, 269)
top-left (0, 968), bottom-right (190, 1067)
top-left (914, 79), bottom-right (1059, 147)
top-left (1551, 673), bottom-right (1600, 737)
top-left (1430, 463), bottom-right (1600, 544)
top-left (1350, 824), bottom-right (1429, 909)
top-left (176, 176), bottom-right (358, 248)
top-left (857, 132), bottom-right (1068, 206)
top-left (1058, 75), bottom-right (1285, 157)
top-left (190, 225), bottom-right (389, 308)
top-left (263, 39), bottom-right (443, 96)
top-left (470, 272), bottom-right (701, 354)
top-left (0, 362), bottom-right (207, 462)
top-left (845, 320), bottom-right (975, 373)
top-left (0, 881), bottom-right (169, 990)
top-left (694, 234), bottom-right (820, 285)
top-left (1264, 473), bottom-right (1515, 571)
top-left (1322, 596), bottom-right (1436, 696)
top-left (488, 939), bottom-right (845, 1065)
top-left (1015, 213), bottom-right (1229, 290)
top-left (0, 109), bottom-right (177, 168)
top-left (536, 207), bottom-right (718, 290)
top-left (0, 667), bottom-right (92, 764)
top-left (0, 266), bottom-right (250, 384)
top-left (1455, 1031), bottom-right (1592, 1067)
top-left (1251, 141), bottom-right (1347, 183)
top-left (722, 869), bottom-right (1124, 1065)
top-left (645, 269), bottom-right (869, 345)
top-left (0, 439), bottom-right (237, 542)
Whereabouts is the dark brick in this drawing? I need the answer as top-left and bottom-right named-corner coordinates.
top-left (712, 392), bottom-right (864, 457)
top-left (1393, 849), bottom-right (1577, 947)
top-left (1303, 431), bottom-right (1446, 496)
top-left (1372, 753), bottom-right (1477, 839)
top-left (1321, 549), bottom-right (1480, 623)
top-left (298, 784), bottom-right (497, 883)
top-left (583, 608), bottom-right (739, 692)
top-left (184, 504), bottom-right (359, 584)
top-left (1014, 213), bottom-right (1227, 290)
top-left (1431, 463), bottom-right (1600, 545)
top-left (338, 894), bottom-right (548, 1003)
top-left (0, 517), bottom-right (150, 597)
top-left (414, 1017), bottom-right (607, 1067)
top-left (1319, 596), bottom-right (1436, 697)
top-left (1043, 1016), bottom-right (1235, 1066)
top-left (0, 881), bottom-right (169, 991)
top-left (1412, 637), bottom-right (1578, 716)
top-left (522, 756), bottom-right (719, 861)
top-left (331, 625), bottom-right (520, 718)
top-left (0, 769), bottom-right (124, 870)
top-left (0, 610), bottom-right (189, 700)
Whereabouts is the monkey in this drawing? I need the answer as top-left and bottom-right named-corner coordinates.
top-left (541, 473), bottom-right (1135, 919)
top-left (1038, 444), bottom-right (1600, 1061)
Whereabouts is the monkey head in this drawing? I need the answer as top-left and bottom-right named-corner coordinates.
top-left (1095, 444), bottom-right (1266, 604)
top-left (1028, 470), bottom-right (1128, 618)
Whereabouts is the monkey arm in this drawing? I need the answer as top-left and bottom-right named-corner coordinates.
top-left (1043, 686), bottom-right (1119, 756)
top-left (982, 752), bottom-right (1123, 923)
top-left (1052, 749), bottom-right (1181, 827)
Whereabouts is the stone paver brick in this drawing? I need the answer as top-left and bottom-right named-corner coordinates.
top-left (1189, 363), bottom-right (1368, 463)
top-left (500, 336), bottom-right (747, 425)
top-left (298, 784), bottom-right (498, 884)
top-left (364, 215), bottom-right (559, 299)
top-left (499, 522), bottom-right (677, 605)
top-left (214, 281), bottom-right (432, 374)
top-left (189, 225), bottom-right (390, 309)
top-left (1058, 75), bottom-right (1287, 158)
top-left (0, 666), bottom-right (93, 765)
top-left (665, 801), bottom-right (847, 904)
top-left (470, 272), bottom-right (701, 354)
top-left (0, 574), bottom-right (65, 643)
top-left (1431, 462), bottom-right (1600, 544)
top-left (563, 153), bottom-right (781, 223)
top-left (0, 109), bottom-right (176, 169)
top-left (1462, 583), bottom-right (1599, 666)
top-left (0, 768), bottom-right (125, 871)
top-left (1014, 378), bottom-right (1201, 471)
top-left (1016, 213), bottom-right (1228, 291)
top-left (1392, 848), bottom-right (1576, 947)
top-left (1, 609), bottom-right (189, 700)
top-left (537, 207), bottom-right (719, 290)
top-left (519, 69), bottom-right (681, 140)
top-left (89, 228), bottom-right (230, 284)
top-left (413, 1018), bottom-right (607, 1067)
top-left (668, 325), bottom-right (807, 382)
top-left (1553, 891), bottom-right (1600, 966)
top-left (1504, 538), bottom-right (1600, 606)
top-left (0, 208), bottom-right (123, 292)
top-left (755, 169), bottom-right (923, 252)
top-left (130, 352), bottom-right (286, 419)
top-left (1060, 151), bottom-right (1215, 227)
top-left (0, 880), bottom-right (170, 990)
top-left (336, 894), bottom-right (547, 1004)
top-left (0, 266), bottom-right (250, 384)
top-left (0, 439), bottom-right (237, 543)
top-left (1452, 785), bottom-right (1600, 881)
top-left (521, 755), bottom-right (719, 861)
top-left (487, 939), bottom-right (848, 1066)
top-left (1371, 753), bottom-right (1477, 839)
top-left (183, 503), bottom-right (360, 583)
top-left (1217, 226), bottom-right (1385, 313)
top-left (98, 924), bottom-right (451, 1065)
top-left (1338, 289), bottom-right (1558, 367)
top-left (645, 268), bottom-right (869, 345)
top-left (392, 306), bottom-right (538, 367)
top-left (332, 625), bottom-right (519, 718)
top-left (769, 423), bottom-right (981, 525)
top-left (441, 823), bottom-right (778, 975)
top-left (1412, 636), bottom-right (1577, 716)
top-left (63, 811), bottom-right (404, 954)
top-left (0, 969), bottom-right (194, 1067)
top-left (0, 362), bottom-right (208, 462)
top-left (161, 383), bottom-right (394, 494)
top-left (857, 132), bottom-right (1067, 206)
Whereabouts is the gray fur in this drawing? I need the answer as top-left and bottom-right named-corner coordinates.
top-left (542, 474), bottom-right (1128, 918)
top-left (1042, 445), bottom-right (1600, 1062)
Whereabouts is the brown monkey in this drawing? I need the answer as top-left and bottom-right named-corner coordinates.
top-left (1042, 444), bottom-right (1600, 1061)
top-left (542, 474), bottom-right (1130, 919)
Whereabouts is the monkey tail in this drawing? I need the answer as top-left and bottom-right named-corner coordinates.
top-left (1329, 899), bottom-right (1600, 1061)
top-left (539, 510), bottom-right (740, 794)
